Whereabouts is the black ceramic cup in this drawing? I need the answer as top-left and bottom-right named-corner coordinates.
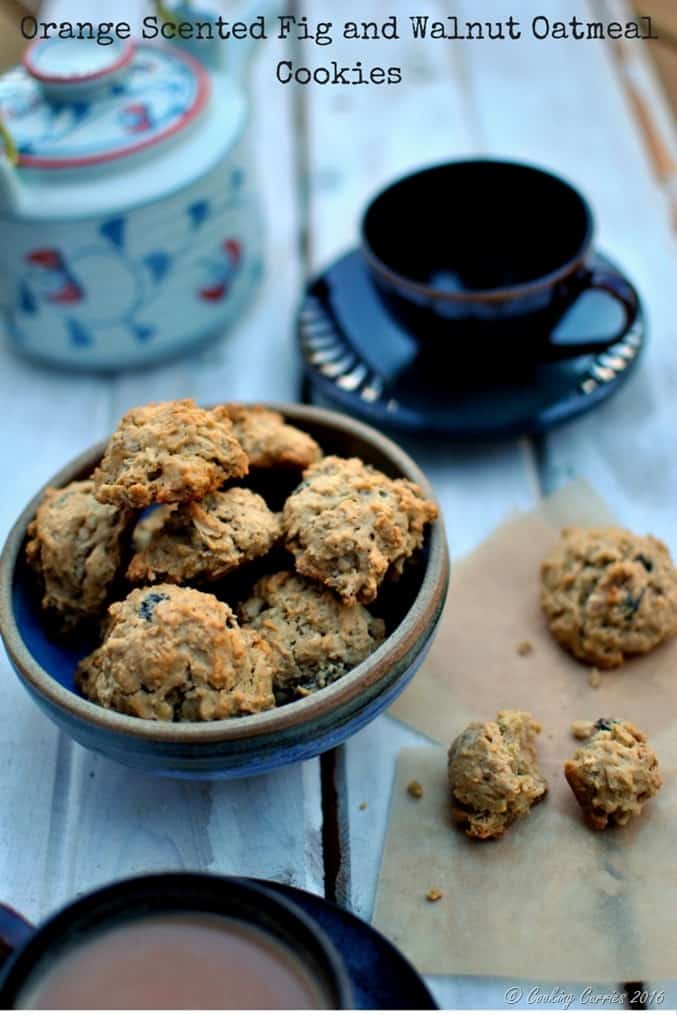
top-left (0, 873), bottom-right (354, 1009)
top-left (361, 159), bottom-right (638, 359)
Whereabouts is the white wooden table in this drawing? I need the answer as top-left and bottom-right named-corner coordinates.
top-left (2, 0), bottom-right (676, 1007)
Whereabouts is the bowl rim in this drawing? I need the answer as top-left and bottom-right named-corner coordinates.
top-left (0, 402), bottom-right (448, 746)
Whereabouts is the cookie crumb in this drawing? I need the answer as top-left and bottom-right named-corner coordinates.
top-left (426, 888), bottom-right (443, 902)
top-left (407, 780), bottom-right (423, 799)
top-left (516, 640), bottom-right (533, 656)
top-left (359, 801), bottom-right (368, 811)
top-left (588, 667), bottom-right (601, 688)
top-left (571, 720), bottom-right (595, 740)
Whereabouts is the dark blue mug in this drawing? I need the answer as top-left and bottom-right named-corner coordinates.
top-left (361, 159), bottom-right (638, 360)
top-left (0, 874), bottom-right (353, 1009)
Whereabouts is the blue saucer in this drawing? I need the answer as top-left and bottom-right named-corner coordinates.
top-left (298, 250), bottom-right (645, 439)
top-left (260, 881), bottom-right (437, 1009)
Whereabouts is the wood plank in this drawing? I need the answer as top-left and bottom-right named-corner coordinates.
top-left (460, 0), bottom-right (677, 546)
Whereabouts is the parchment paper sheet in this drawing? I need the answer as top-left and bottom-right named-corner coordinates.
top-left (374, 483), bottom-right (677, 981)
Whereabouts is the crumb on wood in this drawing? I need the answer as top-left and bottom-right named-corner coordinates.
top-left (359, 801), bottom-right (368, 811)
top-left (407, 780), bottom-right (423, 799)
top-left (516, 640), bottom-right (534, 656)
top-left (426, 887), bottom-right (443, 902)
top-left (588, 667), bottom-right (601, 688)
top-left (571, 720), bottom-right (595, 740)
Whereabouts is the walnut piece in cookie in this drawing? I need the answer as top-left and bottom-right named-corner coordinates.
top-left (281, 456), bottom-right (438, 605)
top-left (238, 571), bottom-right (385, 700)
top-left (76, 585), bottom-right (275, 722)
top-left (218, 403), bottom-right (321, 470)
top-left (94, 399), bottom-right (248, 508)
top-left (541, 526), bottom-right (677, 668)
top-left (447, 710), bottom-right (547, 840)
top-left (564, 719), bottom-right (662, 829)
top-left (25, 480), bottom-right (131, 633)
top-left (127, 488), bottom-right (281, 585)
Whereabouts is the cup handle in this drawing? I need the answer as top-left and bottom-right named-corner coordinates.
top-left (0, 904), bottom-right (33, 972)
top-left (546, 265), bottom-right (639, 360)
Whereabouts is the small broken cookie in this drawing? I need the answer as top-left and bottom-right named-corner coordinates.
top-left (447, 710), bottom-right (548, 840)
top-left (541, 526), bottom-right (677, 668)
top-left (94, 399), bottom-right (248, 508)
top-left (282, 455), bottom-right (438, 605)
top-left (564, 719), bottom-right (662, 829)
top-left (127, 488), bottom-right (281, 585)
top-left (238, 570), bottom-right (385, 699)
top-left (76, 585), bottom-right (275, 721)
top-left (25, 480), bottom-right (131, 633)
top-left (218, 404), bottom-right (321, 470)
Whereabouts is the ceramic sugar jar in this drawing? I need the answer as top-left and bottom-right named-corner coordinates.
top-left (0, 11), bottom-right (265, 369)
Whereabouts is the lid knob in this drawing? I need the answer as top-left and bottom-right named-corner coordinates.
top-left (23, 38), bottom-right (135, 102)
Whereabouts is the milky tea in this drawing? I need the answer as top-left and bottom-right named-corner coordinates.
top-left (17, 912), bottom-right (332, 1010)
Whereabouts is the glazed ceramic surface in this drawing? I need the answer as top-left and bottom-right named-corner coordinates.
top-left (361, 160), bottom-right (638, 356)
top-left (0, 404), bottom-right (449, 779)
top-left (0, 12), bottom-right (265, 369)
top-left (300, 249), bottom-right (644, 439)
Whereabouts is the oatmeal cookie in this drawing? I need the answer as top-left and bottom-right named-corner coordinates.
top-left (76, 585), bottom-right (275, 721)
top-left (25, 480), bottom-right (131, 632)
top-left (219, 404), bottom-right (321, 470)
top-left (127, 488), bottom-right (281, 585)
top-left (447, 710), bottom-right (547, 839)
top-left (94, 400), bottom-right (248, 508)
top-left (239, 571), bottom-right (385, 699)
top-left (281, 456), bottom-right (438, 605)
top-left (564, 719), bottom-right (662, 829)
top-left (541, 527), bottom-right (677, 668)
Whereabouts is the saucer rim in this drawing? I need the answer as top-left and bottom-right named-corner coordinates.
top-left (298, 247), bottom-right (645, 440)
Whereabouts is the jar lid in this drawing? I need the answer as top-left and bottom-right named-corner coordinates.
top-left (0, 40), bottom-right (210, 170)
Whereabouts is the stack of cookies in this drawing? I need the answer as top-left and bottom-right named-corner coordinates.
top-left (26, 400), bottom-right (438, 723)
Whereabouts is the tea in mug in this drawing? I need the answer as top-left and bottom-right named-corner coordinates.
top-left (18, 912), bottom-right (332, 1010)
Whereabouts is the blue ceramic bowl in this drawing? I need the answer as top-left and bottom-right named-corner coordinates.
top-left (0, 404), bottom-right (449, 779)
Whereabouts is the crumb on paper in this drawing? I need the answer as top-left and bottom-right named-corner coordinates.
top-left (571, 720), bottom-right (595, 740)
top-left (589, 668), bottom-right (601, 688)
top-left (359, 801), bottom-right (368, 811)
top-left (407, 779), bottom-right (423, 799)
top-left (517, 640), bottom-right (533, 656)
top-left (426, 888), bottom-right (443, 902)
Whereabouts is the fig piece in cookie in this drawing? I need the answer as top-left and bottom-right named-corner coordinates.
top-left (541, 526), bottom-right (677, 668)
top-left (239, 571), bottom-right (385, 700)
top-left (76, 585), bottom-right (275, 721)
top-left (447, 710), bottom-right (548, 840)
top-left (564, 719), bottom-right (662, 829)
top-left (281, 455), bottom-right (438, 605)
top-left (218, 404), bottom-right (322, 470)
top-left (127, 488), bottom-right (281, 585)
top-left (94, 399), bottom-right (248, 508)
top-left (25, 479), bottom-right (131, 633)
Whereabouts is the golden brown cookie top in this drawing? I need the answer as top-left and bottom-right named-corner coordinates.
top-left (76, 584), bottom-right (275, 722)
top-left (564, 719), bottom-right (662, 829)
top-left (127, 488), bottom-right (281, 585)
top-left (218, 404), bottom-right (322, 470)
top-left (282, 455), bottom-right (438, 604)
top-left (94, 399), bottom-right (248, 508)
top-left (239, 570), bottom-right (385, 698)
top-left (541, 526), bottom-right (677, 668)
top-left (25, 479), bottom-right (131, 632)
top-left (447, 710), bottom-right (547, 840)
